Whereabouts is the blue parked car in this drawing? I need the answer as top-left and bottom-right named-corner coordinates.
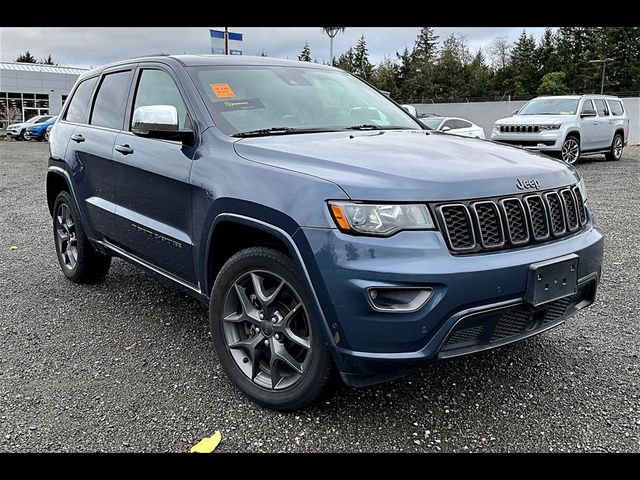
top-left (25, 116), bottom-right (57, 141)
top-left (46, 56), bottom-right (603, 410)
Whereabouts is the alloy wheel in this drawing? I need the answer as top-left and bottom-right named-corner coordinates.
top-left (222, 270), bottom-right (311, 390)
top-left (613, 136), bottom-right (623, 159)
top-left (55, 203), bottom-right (78, 270)
top-left (561, 138), bottom-right (580, 164)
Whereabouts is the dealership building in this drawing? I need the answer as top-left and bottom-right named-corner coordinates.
top-left (0, 61), bottom-right (85, 128)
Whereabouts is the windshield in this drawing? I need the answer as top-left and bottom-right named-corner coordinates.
top-left (419, 118), bottom-right (443, 129)
top-left (518, 98), bottom-right (579, 115)
top-left (188, 65), bottom-right (421, 136)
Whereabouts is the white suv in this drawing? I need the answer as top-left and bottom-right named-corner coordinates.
top-left (491, 95), bottom-right (630, 164)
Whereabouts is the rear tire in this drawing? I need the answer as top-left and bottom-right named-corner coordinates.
top-left (605, 133), bottom-right (623, 161)
top-left (53, 191), bottom-right (111, 283)
top-left (210, 247), bottom-right (334, 410)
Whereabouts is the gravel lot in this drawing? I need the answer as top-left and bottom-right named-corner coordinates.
top-left (1, 141), bottom-right (638, 452)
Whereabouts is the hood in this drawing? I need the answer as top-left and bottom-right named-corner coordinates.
top-left (6, 122), bottom-right (27, 129)
top-left (495, 115), bottom-right (572, 126)
top-left (233, 130), bottom-right (579, 201)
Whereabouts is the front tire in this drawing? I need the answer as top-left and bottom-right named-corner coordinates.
top-left (560, 135), bottom-right (580, 165)
top-left (605, 133), bottom-right (623, 161)
top-left (210, 247), bottom-right (334, 410)
top-left (53, 191), bottom-right (111, 283)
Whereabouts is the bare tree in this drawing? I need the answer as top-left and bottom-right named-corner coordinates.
top-left (488, 37), bottom-right (511, 69)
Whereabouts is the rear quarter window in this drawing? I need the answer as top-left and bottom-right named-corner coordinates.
top-left (607, 100), bottom-right (624, 116)
top-left (64, 77), bottom-right (98, 124)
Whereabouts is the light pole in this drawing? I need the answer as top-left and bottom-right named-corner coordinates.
top-left (588, 58), bottom-right (614, 95)
top-left (322, 27), bottom-right (345, 66)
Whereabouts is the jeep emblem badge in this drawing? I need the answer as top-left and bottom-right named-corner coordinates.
top-left (516, 178), bottom-right (541, 190)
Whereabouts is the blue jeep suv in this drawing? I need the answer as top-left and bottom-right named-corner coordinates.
top-left (46, 55), bottom-right (604, 410)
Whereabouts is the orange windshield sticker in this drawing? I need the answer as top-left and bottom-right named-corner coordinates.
top-left (210, 83), bottom-right (235, 98)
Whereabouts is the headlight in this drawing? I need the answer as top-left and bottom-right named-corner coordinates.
top-left (577, 178), bottom-right (588, 202)
top-left (538, 124), bottom-right (561, 130)
top-left (329, 202), bottom-right (435, 236)
top-left (493, 125), bottom-right (501, 132)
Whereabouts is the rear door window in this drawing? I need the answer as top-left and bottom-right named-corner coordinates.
top-left (452, 119), bottom-right (472, 129)
top-left (593, 99), bottom-right (609, 117)
top-left (607, 99), bottom-right (624, 116)
top-left (90, 70), bottom-right (133, 130)
top-left (442, 119), bottom-right (457, 130)
top-left (64, 77), bottom-right (98, 124)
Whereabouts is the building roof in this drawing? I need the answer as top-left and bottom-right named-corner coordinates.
top-left (0, 61), bottom-right (87, 75)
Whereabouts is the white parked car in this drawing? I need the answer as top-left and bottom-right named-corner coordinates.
top-left (419, 116), bottom-right (486, 139)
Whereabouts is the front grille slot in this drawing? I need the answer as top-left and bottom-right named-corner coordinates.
top-left (500, 198), bottom-right (529, 245)
top-left (435, 184), bottom-right (586, 254)
top-left (439, 204), bottom-right (475, 251)
top-left (572, 186), bottom-right (587, 225)
top-left (499, 125), bottom-right (540, 133)
top-left (560, 188), bottom-right (579, 231)
top-left (544, 191), bottom-right (566, 236)
top-left (471, 201), bottom-right (504, 248)
top-left (524, 195), bottom-right (550, 240)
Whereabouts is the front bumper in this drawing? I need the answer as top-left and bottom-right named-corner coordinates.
top-left (491, 130), bottom-right (562, 151)
top-left (6, 129), bottom-right (20, 138)
top-left (300, 217), bottom-right (603, 386)
top-left (25, 130), bottom-right (43, 139)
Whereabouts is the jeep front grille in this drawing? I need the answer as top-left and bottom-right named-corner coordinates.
top-left (434, 185), bottom-right (587, 254)
top-left (499, 125), bottom-right (540, 133)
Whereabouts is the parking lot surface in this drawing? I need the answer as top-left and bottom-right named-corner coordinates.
top-left (1, 141), bottom-right (639, 452)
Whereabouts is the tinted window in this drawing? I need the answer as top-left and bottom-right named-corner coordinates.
top-left (442, 120), bottom-right (457, 130)
top-left (607, 99), bottom-right (624, 116)
top-left (452, 119), bottom-right (472, 129)
top-left (90, 71), bottom-right (133, 129)
top-left (132, 70), bottom-right (188, 130)
top-left (580, 99), bottom-right (594, 113)
top-left (64, 77), bottom-right (98, 123)
top-left (594, 99), bottom-right (609, 116)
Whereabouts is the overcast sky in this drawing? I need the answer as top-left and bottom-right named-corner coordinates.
top-left (0, 27), bottom-right (546, 69)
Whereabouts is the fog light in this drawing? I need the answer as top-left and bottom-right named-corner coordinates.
top-left (366, 287), bottom-right (433, 313)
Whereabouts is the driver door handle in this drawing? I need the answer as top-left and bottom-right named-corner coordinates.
top-left (114, 144), bottom-right (134, 155)
top-left (70, 134), bottom-right (85, 143)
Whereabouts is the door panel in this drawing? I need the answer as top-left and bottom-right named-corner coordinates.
top-left (592, 99), bottom-right (613, 149)
top-left (112, 132), bottom-right (196, 283)
top-left (64, 124), bottom-right (118, 238)
top-left (579, 100), bottom-right (598, 149)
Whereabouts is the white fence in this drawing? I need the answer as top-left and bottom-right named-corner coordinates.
top-left (412, 98), bottom-right (640, 145)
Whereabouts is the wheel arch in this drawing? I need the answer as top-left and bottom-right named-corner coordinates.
top-left (46, 168), bottom-right (72, 216)
top-left (565, 130), bottom-right (581, 145)
top-left (202, 210), bottom-right (342, 364)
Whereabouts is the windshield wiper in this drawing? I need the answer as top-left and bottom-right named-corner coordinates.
top-left (345, 124), bottom-right (412, 131)
top-left (232, 127), bottom-right (333, 138)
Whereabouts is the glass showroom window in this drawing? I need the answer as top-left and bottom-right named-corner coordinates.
top-left (0, 91), bottom-right (49, 127)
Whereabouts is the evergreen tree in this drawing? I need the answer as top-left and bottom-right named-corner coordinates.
top-left (413, 27), bottom-right (439, 64)
top-left (537, 28), bottom-right (560, 77)
top-left (465, 50), bottom-right (494, 98)
top-left (334, 48), bottom-right (355, 73)
top-left (298, 42), bottom-right (312, 62)
top-left (433, 34), bottom-right (469, 99)
top-left (371, 57), bottom-right (401, 99)
top-left (556, 27), bottom-right (600, 93)
top-left (507, 30), bottom-right (540, 96)
top-left (39, 54), bottom-right (54, 65)
top-left (395, 47), bottom-right (417, 102)
top-left (15, 51), bottom-right (37, 63)
top-left (352, 35), bottom-right (373, 80)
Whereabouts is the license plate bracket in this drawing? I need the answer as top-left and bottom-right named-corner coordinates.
top-left (525, 254), bottom-right (579, 307)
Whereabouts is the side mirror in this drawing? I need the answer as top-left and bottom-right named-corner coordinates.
top-left (441, 126), bottom-right (451, 132)
top-left (402, 105), bottom-right (418, 117)
top-left (132, 105), bottom-right (194, 144)
top-left (511, 109), bottom-right (519, 116)
top-left (580, 109), bottom-right (597, 118)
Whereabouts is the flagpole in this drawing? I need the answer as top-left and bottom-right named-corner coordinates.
top-left (224, 27), bottom-right (229, 55)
